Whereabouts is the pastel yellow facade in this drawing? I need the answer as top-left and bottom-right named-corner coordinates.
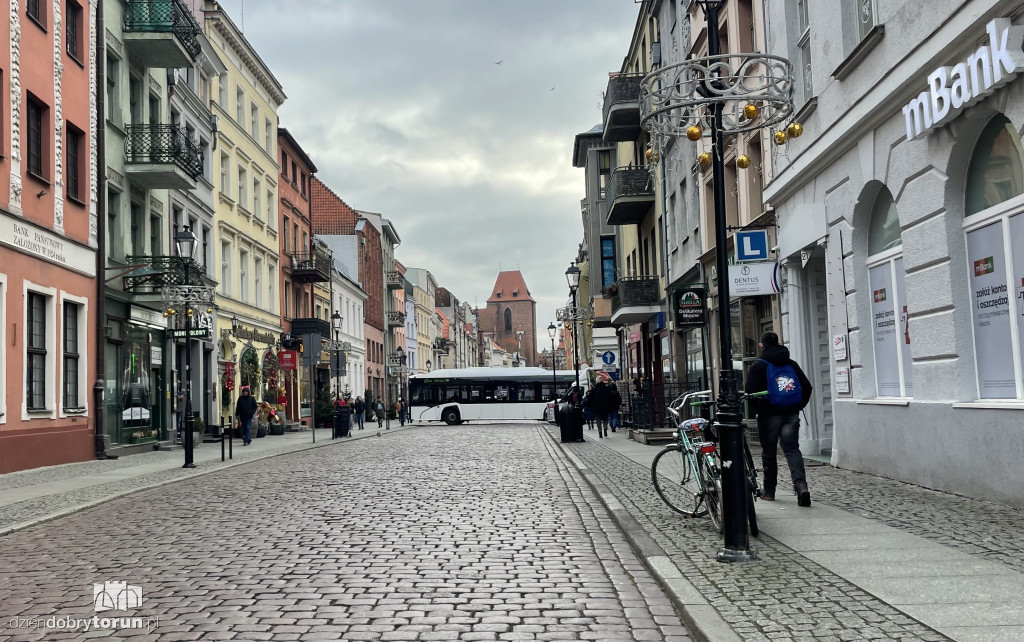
top-left (203, 3), bottom-right (286, 410)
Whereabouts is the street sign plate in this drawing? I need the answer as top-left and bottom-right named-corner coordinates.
top-left (736, 229), bottom-right (770, 262)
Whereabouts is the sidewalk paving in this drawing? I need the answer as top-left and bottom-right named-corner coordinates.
top-left (549, 424), bottom-right (1024, 642)
top-left (0, 422), bottom-right (410, 536)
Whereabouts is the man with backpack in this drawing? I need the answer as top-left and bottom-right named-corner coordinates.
top-left (745, 331), bottom-right (814, 507)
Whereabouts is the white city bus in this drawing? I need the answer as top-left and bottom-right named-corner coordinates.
top-left (408, 367), bottom-right (590, 424)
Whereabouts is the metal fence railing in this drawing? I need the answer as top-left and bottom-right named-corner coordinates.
top-left (621, 380), bottom-right (705, 430)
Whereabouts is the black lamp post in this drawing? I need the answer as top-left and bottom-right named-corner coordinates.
top-left (394, 346), bottom-right (407, 424)
top-left (426, 358), bottom-right (432, 372)
top-left (175, 224), bottom-right (198, 468)
top-left (566, 262), bottom-right (582, 403)
top-left (547, 322), bottom-right (557, 400)
top-left (332, 310), bottom-right (342, 439)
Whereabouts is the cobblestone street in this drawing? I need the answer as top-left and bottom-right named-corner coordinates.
top-left (0, 425), bottom-right (691, 642)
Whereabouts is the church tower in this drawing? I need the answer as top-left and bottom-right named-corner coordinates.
top-left (480, 271), bottom-right (538, 366)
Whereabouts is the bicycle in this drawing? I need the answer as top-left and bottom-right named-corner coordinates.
top-left (652, 389), bottom-right (768, 536)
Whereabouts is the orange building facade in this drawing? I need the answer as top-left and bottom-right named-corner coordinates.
top-left (1, 1), bottom-right (99, 472)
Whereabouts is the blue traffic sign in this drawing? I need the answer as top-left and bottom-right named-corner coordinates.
top-left (736, 229), bottom-right (770, 262)
top-left (601, 351), bottom-right (616, 365)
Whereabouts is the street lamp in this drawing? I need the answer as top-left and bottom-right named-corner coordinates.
top-left (394, 346), bottom-right (408, 424)
top-left (547, 322), bottom-right (557, 403)
top-left (426, 358), bottom-right (432, 372)
top-left (566, 262), bottom-right (582, 399)
top-left (174, 224), bottom-right (198, 468)
top-left (332, 310), bottom-right (343, 439)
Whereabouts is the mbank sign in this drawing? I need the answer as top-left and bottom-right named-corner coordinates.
top-left (903, 18), bottom-right (1024, 140)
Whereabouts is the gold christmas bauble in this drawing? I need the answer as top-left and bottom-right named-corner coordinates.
top-left (743, 103), bottom-right (759, 119)
top-left (686, 125), bottom-right (703, 141)
top-left (736, 154), bottom-right (751, 169)
top-left (787, 122), bottom-right (804, 138)
top-left (773, 131), bottom-right (788, 146)
top-left (697, 152), bottom-right (712, 168)
top-left (645, 147), bottom-right (659, 163)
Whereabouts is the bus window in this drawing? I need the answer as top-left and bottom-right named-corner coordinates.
top-left (469, 386), bottom-right (483, 401)
top-left (495, 386), bottom-right (510, 401)
top-left (520, 385), bottom-right (537, 401)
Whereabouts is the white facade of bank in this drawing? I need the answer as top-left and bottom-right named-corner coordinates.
top-left (765, 0), bottom-right (1024, 506)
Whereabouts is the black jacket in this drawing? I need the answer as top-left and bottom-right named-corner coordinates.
top-left (744, 345), bottom-right (813, 415)
top-left (235, 394), bottom-right (258, 421)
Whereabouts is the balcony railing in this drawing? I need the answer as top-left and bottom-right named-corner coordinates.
top-left (386, 271), bottom-right (403, 289)
top-left (432, 338), bottom-right (449, 353)
top-left (386, 311), bottom-right (406, 327)
top-left (124, 124), bottom-right (203, 188)
top-left (606, 166), bottom-right (655, 226)
top-left (123, 0), bottom-right (202, 62)
top-left (602, 73), bottom-right (643, 142)
top-left (291, 317), bottom-right (331, 340)
top-left (610, 276), bottom-right (661, 325)
top-left (288, 248), bottom-right (332, 283)
top-left (122, 256), bottom-right (204, 293)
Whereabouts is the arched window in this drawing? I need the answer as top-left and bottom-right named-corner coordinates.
top-left (963, 114), bottom-right (1024, 399)
top-left (504, 308), bottom-right (512, 331)
top-left (965, 115), bottom-right (1024, 216)
top-left (867, 186), bottom-right (912, 397)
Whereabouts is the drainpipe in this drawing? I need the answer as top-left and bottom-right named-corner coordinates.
top-left (93, 1), bottom-right (107, 459)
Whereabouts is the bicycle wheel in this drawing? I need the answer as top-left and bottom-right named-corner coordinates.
top-left (699, 454), bottom-right (723, 533)
top-left (742, 438), bottom-right (760, 537)
top-left (652, 445), bottom-right (706, 517)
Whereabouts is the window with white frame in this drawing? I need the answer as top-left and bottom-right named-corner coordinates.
top-left (219, 152), bottom-right (230, 195)
top-left (62, 300), bottom-right (85, 409)
top-left (221, 240), bottom-right (232, 296)
top-left (795, 0), bottom-right (813, 104)
top-left (254, 255), bottom-right (263, 309)
top-left (235, 86), bottom-right (244, 123)
top-left (855, 0), bottom-right (876, 41)
top-left (253, 179), bottom-right (261, 220)
top-left (250, 102), bottom-right (259, 139)
top-left (266, 188), bottom-right (275, 228)
top-left (963, 114), bottom-right (1024, 399)
top-left (268, 262), bottom-right (277, 313)
top-left (238, 166), bottom-right (248, 209)
top-left (866, 186), bottom-right (912, 397)
top-left (26, 291), bottom-right (50, 411)
top-left (239, 248), bottom-right (250, 303)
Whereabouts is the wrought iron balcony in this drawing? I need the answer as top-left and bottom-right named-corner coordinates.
top-left (291, 317), bottom-right (331, 340)
top-left (288, 247), bottom-right (332, 283)
top-left (610, 276), bottom-right (662, 326)
top-left (121, 256), bottom-right (205, 294)
top-left (123, 0), bottom-right (202, 67)
top-left (386, 271), bottom-right (403, 290)
top-left (387, 311), bottom-right (406, 328)
top-left (602, 73), bottom-right (643, 142)
top-left (124, 124), bottom-right (203, 189)
top-left (432, 337), bottom-right (449, 354)
top-left (606, 166), bottom-right (655, 226)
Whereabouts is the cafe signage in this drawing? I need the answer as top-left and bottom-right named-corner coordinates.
top-left (903, 18), bottom-right (1024, 140)
top-left (673, 287), bottom-right (707, 328)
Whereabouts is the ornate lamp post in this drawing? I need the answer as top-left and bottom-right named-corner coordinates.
top-left (547, 322), bottom-right (557, 401)
top-left (426, 358), bottom-right (432, 372)
top-left (163, 224), bottom-right (213, 468)
top-left (640, 0), bottom-right (797, 562)
top-left (332, 310), bottom-right (343, 438)
top-left (565, 263), bottom-right (582, 395)
top-left (393, 346), bottom-right (408, 423)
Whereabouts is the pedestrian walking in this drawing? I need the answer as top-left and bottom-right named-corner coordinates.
top-left (745, 331), bottom-right (814, 506)
top-left (375, 399), bottom-right (385, 429)
top-left (353, 396), bottom-right (365, 430)
top-left (591, 380), bottom-right (612, 438)
top-left (581, 392), bottom-right (595, 430)
top-left (608, 383), bottom-right (622, 432)
top-left (234, 386), bottom-right (258, 446)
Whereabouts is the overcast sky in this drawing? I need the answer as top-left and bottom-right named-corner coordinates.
top-left (217, 0), bottom-right (640, 338)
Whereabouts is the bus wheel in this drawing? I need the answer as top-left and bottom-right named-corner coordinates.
top-left (442, 408), bottom-right (461, 425)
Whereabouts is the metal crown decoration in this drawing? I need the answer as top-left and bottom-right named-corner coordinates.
top-left (161, 285), bottom-right (216, 306)
top-left (556, 306), bottom-right (595, 322)
top-left (640, 52), bottom-right (795, 153)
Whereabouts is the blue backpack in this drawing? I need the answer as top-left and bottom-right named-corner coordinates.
top-left (758, 358), bottom-right (803, 411)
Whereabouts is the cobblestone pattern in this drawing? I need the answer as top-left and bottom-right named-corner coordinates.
top-left (0, 434), bottom-right (343, 533)
top-left (550, 427), bottom-right (951, 642)
top-left (0, 424), bottom-right (692, 641)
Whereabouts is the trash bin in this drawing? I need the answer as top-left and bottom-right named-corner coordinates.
top-left (559, 401), bottom-right (584, 443)
top-left (333, 405), bottom-right (351, 438)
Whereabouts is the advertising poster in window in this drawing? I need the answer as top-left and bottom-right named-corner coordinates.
top-left (967, 223), bottom-right (1015, 398)
top-left (869, 263), bottom-right (901, 396)
top-left (894, 257), bottom-right (913, 396)
top-left (1012, 213), bottom-right (1024, 381)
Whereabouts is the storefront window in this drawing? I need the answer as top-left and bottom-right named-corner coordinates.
top-left (965, 115), bottom-right (1024, 216)
top-left (867, 187), bottom-right (912, 397)
top-left (964, 114), bottom-right (1024, 400)
top-left (121, 342), bottom-right (151, 434)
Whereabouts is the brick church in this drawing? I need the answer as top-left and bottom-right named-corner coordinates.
top-left (478, 271), bottom-right (538, 367)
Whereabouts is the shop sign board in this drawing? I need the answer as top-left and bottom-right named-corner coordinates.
top-left (673, 287), bottom-right (707, 328)
top-left (278, 350), bottom-right (298, 370)
top-left (735, 230), bottom-right (770, 262)
top-left (832, 334), bottom-right (848, 362)
top-left (903, 18), bottom-right (1024, 140)
top-left (834, 367), bottom-right (850, 394)
top-left (727, 262), bottom-right (780, 297)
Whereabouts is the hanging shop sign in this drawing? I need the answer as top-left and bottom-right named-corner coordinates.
top-left (169, 310), bottom-right (213, 340)
top-left (727, 262), bottom-right (780, 297)
top-left (278, 350), bottom-right (298, 370)
top-left (903, 18), bottom-right (1024, 140)
top-left (673, 287), bottom-right (708, 328)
